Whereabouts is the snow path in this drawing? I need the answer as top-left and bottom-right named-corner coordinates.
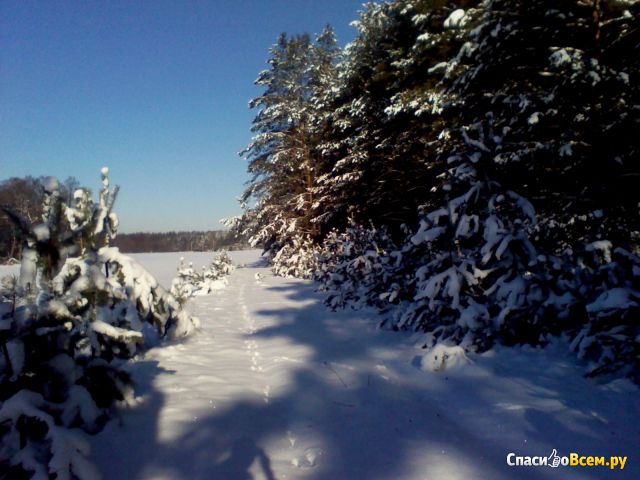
top-left (87, 251), bottom-right (639, 480)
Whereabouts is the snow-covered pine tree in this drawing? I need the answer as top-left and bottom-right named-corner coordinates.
top-left (305, 25), bottom-right (341, 238)
top-left (312, 0), bottom-right (483, 239)
top-left (308, 1), bottom-right (496, 342)
top-left (170, 257), bottom-right (200, 304)
top-left (315, 222), bottom-right (401, 310)
top-left (387, 0), bottom-right (639, 375)
top-left (240, 32), bottom-right (314, 255)
top-left (271, 236), bottom-right (318, 278)
top-left (0, 169), bottom-right (198, 478)
top-left (439, 0), bottom-right (640, 371)
top-left (307, 0), bottom-right (638, 380)
top-left (231, 0), bottom-right (637, 380)
top-left (239, 27), bottom-right (341, 276)
top-left (170, 251), bottom-right (235, 300)
top-left (381, 1), bottom-right (555, 349)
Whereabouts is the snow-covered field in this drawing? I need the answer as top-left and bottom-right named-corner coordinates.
top-left (0, 251), bottom-right (229, 292)
top-left (2, 250), bottom-right (638, 479)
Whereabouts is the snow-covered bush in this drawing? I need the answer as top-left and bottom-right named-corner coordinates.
top-left (0, 390), bottom-right (101, 479)
top-left (313, 193), bottom-right (639, 381)
top-left (208, 250), bottom-right (235, 277)
top-left (170, 251), bottom-right (235, 302)
top-left (0, 169), bottom-right (197, 478)
top-left (419, 343), bottom-right (471, 373)
top-left (568, 246), bottom-right (640, 380)
top-left (315, 224), bottom-right (401, 310)
top-left (388, 179), bottom-right (545, 350)
top-left (272, 237), bottom-right (318, 279)
top-left (170, 258), bottom-right (200, 304)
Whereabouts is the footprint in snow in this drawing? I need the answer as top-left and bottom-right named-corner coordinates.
top-left (262, 385), bottom-right (271, 404)
top-left (291, 448), bottom-right (323, 469)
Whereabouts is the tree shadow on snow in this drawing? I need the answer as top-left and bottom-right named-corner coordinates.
top-left (90, 359), bottom-right (279, 480)
top-left (92, 278), bottom-right (638, 480)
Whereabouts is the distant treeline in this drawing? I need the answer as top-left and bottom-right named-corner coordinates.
top-left (113, 230), bottom-right (248, 253)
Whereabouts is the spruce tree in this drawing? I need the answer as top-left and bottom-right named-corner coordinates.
top-left (240, 28), bottom-right (340, 265)
top-left (0, 169), bottom-right (198, 477)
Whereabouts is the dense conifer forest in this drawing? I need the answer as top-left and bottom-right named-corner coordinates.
top-left (232, 0), bottom-right (640, 380)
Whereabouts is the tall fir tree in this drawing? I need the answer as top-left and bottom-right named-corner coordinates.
top-left (240, 28), bottom-right (340, 261)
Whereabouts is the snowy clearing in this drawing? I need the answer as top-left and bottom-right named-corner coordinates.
top-left (5, 250), bottom-right (637, 479)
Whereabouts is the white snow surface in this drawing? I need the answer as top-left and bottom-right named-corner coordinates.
top-left (2, 251), bottom-right (639, 479)
top-left (80, 250), bottom-right (640, 480)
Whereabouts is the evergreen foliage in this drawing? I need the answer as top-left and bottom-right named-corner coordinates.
top-left (240, 26), bottom-right (341, 256)
top-left (0, 176), bottom-right (80, 262)
top-left (170, 251), bottom-right (235, 303)
top-left (236, 0), bottom-right (640, 381)
top-left (0, 169), bottom-right (198, 478)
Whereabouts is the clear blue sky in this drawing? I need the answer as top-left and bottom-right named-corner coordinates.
top-left (0, 0), bottom-right (363, 233)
